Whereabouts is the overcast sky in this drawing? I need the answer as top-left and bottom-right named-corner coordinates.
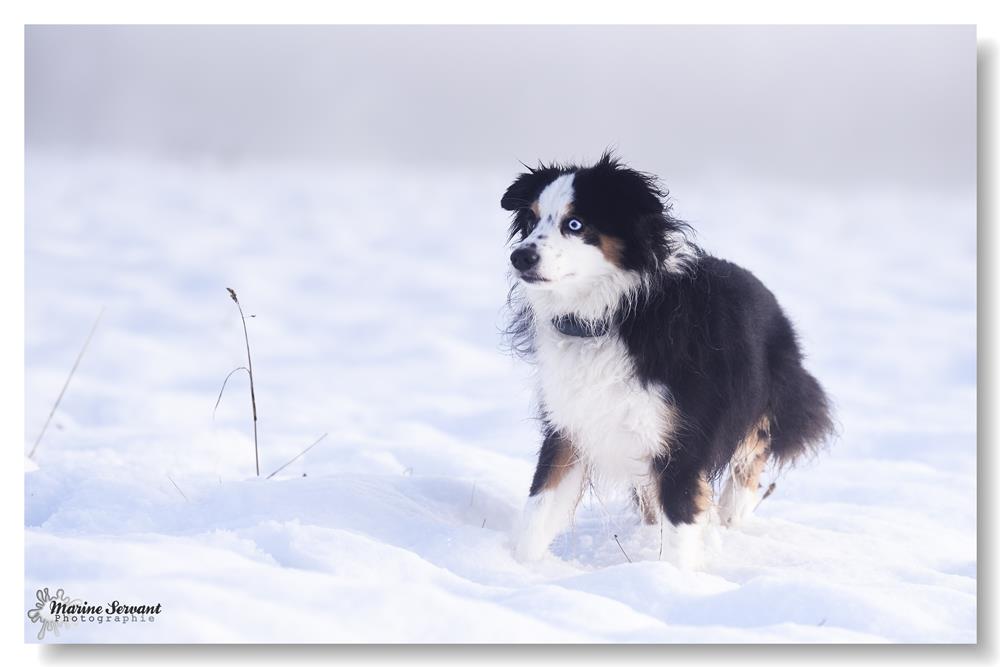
top-left (26, 25), bottom-right (975, 190)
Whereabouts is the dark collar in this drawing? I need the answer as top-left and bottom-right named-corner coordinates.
top-left (551, 314), bottom-right (611, 338)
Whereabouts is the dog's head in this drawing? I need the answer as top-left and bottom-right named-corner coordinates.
top-left (501, 153), bottom-right (693, 308)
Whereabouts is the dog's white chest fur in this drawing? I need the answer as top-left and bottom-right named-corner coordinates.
top-left (535, 326), bottom-right (673, 483)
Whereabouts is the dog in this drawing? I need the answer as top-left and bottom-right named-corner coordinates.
top-left (502, 153), bottom-right (833, 567)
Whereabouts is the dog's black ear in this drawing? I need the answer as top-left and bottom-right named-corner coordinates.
top-left (500, 173), bottom-right (535, 211)
top-left (500, 167), bottom-right (560, 211)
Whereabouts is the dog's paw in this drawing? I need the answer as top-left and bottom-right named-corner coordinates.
top-left (511, 524), bottom-right (551, 562)
top-left (717, 486), bottom-right (758, 528)
top-left (674, 522), bottom-right (705, 571)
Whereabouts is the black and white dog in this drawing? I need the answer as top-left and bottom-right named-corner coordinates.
top-left (502, 153), bottom-right (833, 567)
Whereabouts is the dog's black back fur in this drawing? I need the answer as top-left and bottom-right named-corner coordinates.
top-left (618, 258), bottom-right (832, 475)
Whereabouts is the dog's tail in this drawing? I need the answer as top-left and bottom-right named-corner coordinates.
top-left (766, 320), bottom-right (835, 466)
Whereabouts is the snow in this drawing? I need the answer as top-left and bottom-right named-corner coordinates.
top-left (24, 152), bottom-right (976, 643)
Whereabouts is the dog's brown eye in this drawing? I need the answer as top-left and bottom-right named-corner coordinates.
top-left (564, 218), bottom-right (584, 233)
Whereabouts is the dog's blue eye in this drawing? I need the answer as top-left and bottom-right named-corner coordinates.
top-left (566, 219), bottom-right (583, 232)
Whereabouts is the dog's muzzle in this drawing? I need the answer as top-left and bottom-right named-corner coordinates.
top-left (510, 245), bottom-right (540, 272)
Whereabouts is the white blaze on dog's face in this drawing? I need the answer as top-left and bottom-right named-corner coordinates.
top-left (508, 173), bottom-right (626, 293)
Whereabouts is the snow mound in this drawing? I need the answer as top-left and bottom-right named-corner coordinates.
top-left (25, 153), bottom-right (975, 642)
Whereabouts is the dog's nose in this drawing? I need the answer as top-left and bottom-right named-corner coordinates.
top-left (510, 247), bottom-right (540, 272)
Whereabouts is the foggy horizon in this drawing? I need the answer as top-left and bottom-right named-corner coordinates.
top-left (26, 25), bottom-right (976, 191)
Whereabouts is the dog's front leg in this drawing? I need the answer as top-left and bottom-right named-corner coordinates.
top-left (513, 429), bottom-right (586, 562)
top-left (652, 449), bottom-right (713, 571)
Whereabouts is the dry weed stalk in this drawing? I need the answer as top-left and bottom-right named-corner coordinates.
top-left (225, 288), bottom-right (259, 476)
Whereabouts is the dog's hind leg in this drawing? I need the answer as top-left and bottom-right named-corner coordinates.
top-left (513, 429), bottom-right (586, 562)
top-left (718, 416), bottom-right (771, 528)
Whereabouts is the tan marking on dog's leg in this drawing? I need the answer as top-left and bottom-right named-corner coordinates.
top-left (694, 474), bottom-right (712, 515)
top-left (736, 416), bottom-right (771, 491)
top-left (634, 481), bottom-right (660, 525)
top-left (536, 433), bottom-right (580, 493)
top-left (515, 435), bottom-right (586, 562)
top-left (719, 416), bottom-right (771, 527)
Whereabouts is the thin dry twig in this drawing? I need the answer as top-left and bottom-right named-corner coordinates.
top-left (754, 482), bottom-right (778, 511)
top-left (29, 307), bottom-right (105, 459)
top-left (266, 433), bottom-right (328, 480)
top-left (226, 288), bottom-right (260, 476)
top-left (213, 366), bottom-right (250, 418)
top-left (167, 474), bottom-right (189, 502)
top-left (613, 534), bottom-right (633, 563)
